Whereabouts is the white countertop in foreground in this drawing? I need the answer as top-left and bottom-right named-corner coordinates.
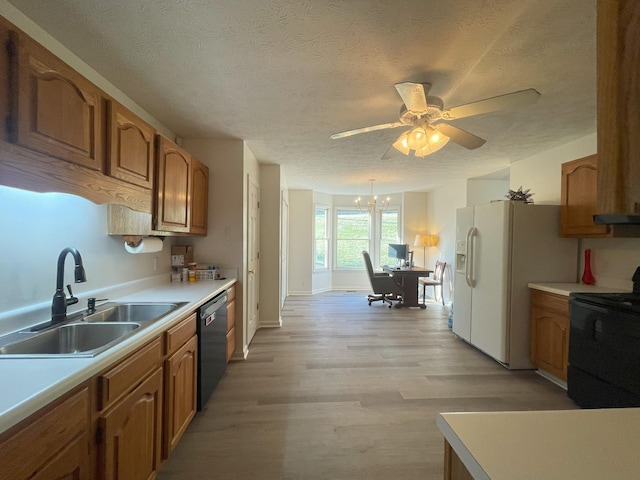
top-left (0, 278), bottom-right (235, 435)
top-left (528, 282), bottom-right (628, 296)
top-left (437, 408), bottom-right (640, 480)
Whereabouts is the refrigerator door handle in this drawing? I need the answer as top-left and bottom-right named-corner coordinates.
top-left (465, 227), bottom-right (477, 287)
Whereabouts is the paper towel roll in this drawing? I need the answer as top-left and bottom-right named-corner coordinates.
top-left (124, 237), bottom-right (163, 254)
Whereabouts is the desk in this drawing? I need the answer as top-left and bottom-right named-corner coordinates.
top-left (383, 266), bottom-right (433, 308)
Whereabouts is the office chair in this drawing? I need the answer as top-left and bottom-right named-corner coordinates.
top-left (419, 261), bottom-right (446, 305)
top-left (362, 251), bottom-right (403, 308)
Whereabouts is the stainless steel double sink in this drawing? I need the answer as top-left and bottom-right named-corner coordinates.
top-left (0, 302), bottom-right (187, 358)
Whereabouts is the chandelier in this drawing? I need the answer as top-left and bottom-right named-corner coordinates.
top-left (355, 179), bottom-right (389, 213)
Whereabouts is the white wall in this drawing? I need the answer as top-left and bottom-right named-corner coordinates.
top-left (467, 179), bottom-right (509, 206)
top-left (288, 190), bottom-right (314, 294)
top-left (312, 191), bottom-right (333, 293)
top-left (426, 180), bottom-right (467, 304)
top-left (0, 186), bottom-right (173, 326)
top-left (181, 139), bottom-right (244, 268)
top-left (510, 133), bottom-right (597, 204)
top-left (258, 164), bottom-right (283, 327)
top-left (403, 192), bottom-right (429, 267)
top-left (182, 138), bottom-right (248, 354)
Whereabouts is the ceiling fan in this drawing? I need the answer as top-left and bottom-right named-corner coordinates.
top-left (330, 82), bottom-right (541, 158)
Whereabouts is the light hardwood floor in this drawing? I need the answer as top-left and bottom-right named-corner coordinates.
top-left (158, 291), bottom-right (576, 480)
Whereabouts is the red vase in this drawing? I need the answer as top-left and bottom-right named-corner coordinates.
top-left (582, 249), bottom-right (595, 285)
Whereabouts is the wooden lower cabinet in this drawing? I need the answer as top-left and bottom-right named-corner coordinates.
top-left (0, 385), bottom-right (90, 480)
top-left (226, 285), bottom-right (236, 362)
top-left (98, 367), bottom-right (163, 480)
top-left (529, 289), bottom-right (569, 381)
top-left (444, 440), bottom-right (473, 480)
top-left (164, 335), bottom-right (197, 457)
top-left (30, 432), bottom-right (90, 480)
top-left (0, 311), bottom-right (206, 480)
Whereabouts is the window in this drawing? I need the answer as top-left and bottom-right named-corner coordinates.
top-left (335, 209), bottom-right (370, 268)
top-left (314, 207), bottom-right (329, 270)
top-left (378, 209), bottom-right (400, 266)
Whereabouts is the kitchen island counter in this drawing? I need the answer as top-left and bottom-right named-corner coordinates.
top-left (0, 277), bottom-right (236, 435)
top-left (437, 408), bottom-right (640, 479)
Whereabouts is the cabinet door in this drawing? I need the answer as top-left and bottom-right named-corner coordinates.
top-left (30, 432), bottom-right (90, 480)
top-left (107, 101), bottom-right (155, 189)
top-left (560, 155), bottom-right (610, 237)
top-left (155, 136), bottom-right (191, 232)
top-left (597, 0), bottom-right (640, 215)
top-left (226, 325), bottom-right (236, 363)
top-left (99, 367), bottom-right (163, 480)
top-left (190, 156), bottom-right (209, 235)
top-left (8, 30), bottom-right (104, 170)
top-left (530, 304), bottom-right (569, 381)
top-left (164, 335), bottom-right (197, 457)
top-left (530, 290), bottom-right (570, 381)
top-left (226, 297), bottom-right (236, 362)
top-left (0, 386), bottom-right (90, 480)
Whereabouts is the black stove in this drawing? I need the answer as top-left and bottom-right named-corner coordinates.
top-left (570, 292), bottom-right (640, 313)
top-left (568, 269), bottom-right (640, 408)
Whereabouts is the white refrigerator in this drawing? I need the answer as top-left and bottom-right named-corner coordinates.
top-left (453, 201), bottom-right (578, 369)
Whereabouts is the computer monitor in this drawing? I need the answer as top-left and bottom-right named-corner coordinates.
top-left (388, 243), bottom-right (408, 265)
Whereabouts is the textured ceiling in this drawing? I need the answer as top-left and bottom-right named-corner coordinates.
top-left (7, 0), bottom-right (596, 196)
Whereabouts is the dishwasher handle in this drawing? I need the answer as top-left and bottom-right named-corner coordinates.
top-left (199, 292), bottom-right (228, 321)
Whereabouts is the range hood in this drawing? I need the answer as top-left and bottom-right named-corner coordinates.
top-left (593, 214), bottom-right (640, 225)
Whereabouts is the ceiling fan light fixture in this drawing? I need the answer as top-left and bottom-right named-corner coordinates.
top-left (414, 126), bottom-right (450, 157)
top-left (406, 126), bottom-right (428, 150)
top-left (392, 131), bottom-right (411, 155)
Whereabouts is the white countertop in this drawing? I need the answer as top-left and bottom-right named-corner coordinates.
top-left (528, 282), bottom-right (629, 296)
top-left (437, 408), bottom-right (640, 480)
top-left (0, 278), bottom-right (235, 435)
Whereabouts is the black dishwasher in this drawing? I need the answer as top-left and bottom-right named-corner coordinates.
top-left (197, 291), bottom-right (228, 411)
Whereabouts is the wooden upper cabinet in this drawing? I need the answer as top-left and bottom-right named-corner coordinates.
top-left (190, 156), bottom-right (209, 235)
top-left (561, 155), bottom-right (640, 238)
top-left (155, 135), bottom-right (191, 233)
top-left (107, 101), bottom-right (155, 189)
top-left (561, 155), bottom-right (611, 237)
top-left (7, 29), bottom-right (104, 170)
top-left (596, 0), bottom-right (640, 215)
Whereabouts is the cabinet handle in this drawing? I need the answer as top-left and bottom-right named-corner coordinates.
top-left (248, 269), bottom-right (255, 274)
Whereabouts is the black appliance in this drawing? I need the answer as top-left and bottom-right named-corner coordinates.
top-left (568, 267), bottom-right (640, 408)
top-left (196, 291), bottom-right (228, 411)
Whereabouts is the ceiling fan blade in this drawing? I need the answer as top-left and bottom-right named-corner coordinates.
top-left (381, 144), bottom-right (402, 160)
top-left (394, 82), bottom-right (431, 112)
top-left (330, 122), bottom-right (404, 139)
top-left (441, 88), bottom-right (541, 120)
top-left (435, 123), bottom-right (486, 149)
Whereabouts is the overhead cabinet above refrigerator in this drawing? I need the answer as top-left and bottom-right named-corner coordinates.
top-left (453, 201), bottom-right (578, 369)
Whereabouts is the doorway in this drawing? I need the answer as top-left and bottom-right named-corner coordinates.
top-left (246, 176), bottom-right (260, 343)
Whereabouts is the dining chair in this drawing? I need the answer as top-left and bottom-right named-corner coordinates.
top-left (419, 261), bottom-right (446, 305)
